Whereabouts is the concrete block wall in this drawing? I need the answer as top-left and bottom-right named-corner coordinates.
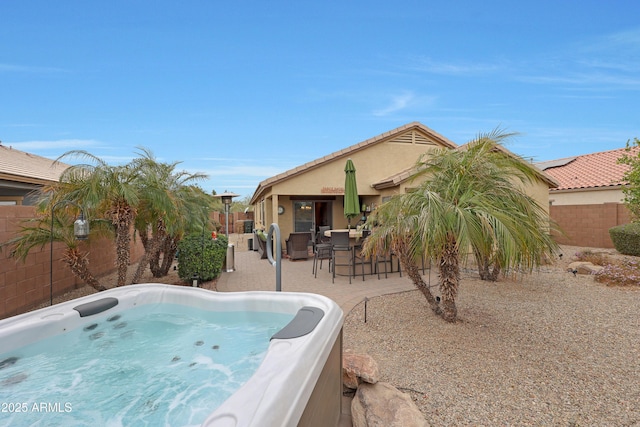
top-left (0, 206), bottom-right (144, 319)
top-left (550, 203), bottom-right (632, 248)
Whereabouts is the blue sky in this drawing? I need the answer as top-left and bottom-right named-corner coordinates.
top-left (2, 1), bottom-right (639, 198)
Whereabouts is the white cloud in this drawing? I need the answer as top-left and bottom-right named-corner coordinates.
top-left (0, 63), bottom-right (67, 73)
top-left (7, 139), bottom-right (100, 151)
top-left (408, 57), bottom-right (503, 76)
top-left (516, 28), bottom-right (640, 90)
top-left (200, 164), bottom-right (292, 178)
top-left (589, 28), bottom-right (640, 53)
top-left (373, 92), bottom-right (416, 117)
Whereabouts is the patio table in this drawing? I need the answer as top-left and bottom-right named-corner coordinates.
top-left (324, 229), bottom-right (373, 278)
top-left (323, 228), bottom-right (363, 240)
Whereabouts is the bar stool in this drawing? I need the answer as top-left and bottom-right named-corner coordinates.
top-left (331, 231), bottom-right (353, 284)
top-left (312, 231), bottom-right (333, 277)
top-left (352, 229), bottom-right (372, 281)
top-left (376, 249), bottom-right (402, 279)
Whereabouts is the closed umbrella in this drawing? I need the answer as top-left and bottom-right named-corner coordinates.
top-left (343, 158), bottom-right (360, 227)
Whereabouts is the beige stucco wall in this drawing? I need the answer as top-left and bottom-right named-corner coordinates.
top-left (252, 127), bottom-right (555, 249)
top-left (274, 140), bottom-right (439, 197)
top-left (549, 187), bottom-right (624, 206)
top-left (522, 177), bottom-right (553, 214)
top-left (254, 135), bottom-right (446, 241)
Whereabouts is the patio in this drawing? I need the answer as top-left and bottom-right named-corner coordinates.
top-left (218, 233), bottom-right (419, 314)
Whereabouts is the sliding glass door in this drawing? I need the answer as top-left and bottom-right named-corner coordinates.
top-left (293, 201), bottom-right (313, 232)
top-left (293, 201), bottom-right (332, 232)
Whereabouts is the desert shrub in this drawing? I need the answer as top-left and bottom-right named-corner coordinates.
top-left (177, 233), bottom-right (228, 282)
top-left (609, 223), bottom-right (640, 256)
top-left (574, 250), bottom-right (609, 266)
top-left (594, 258), bottom-right (640, 286)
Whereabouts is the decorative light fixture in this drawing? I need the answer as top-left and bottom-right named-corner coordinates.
top-left (50, 200), bottom-right (90, 305)
top-left (213, 190), bottom-right (239, 239)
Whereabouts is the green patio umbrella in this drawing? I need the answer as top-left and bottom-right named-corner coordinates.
top-left (343, 158), bottom-right (360, 227)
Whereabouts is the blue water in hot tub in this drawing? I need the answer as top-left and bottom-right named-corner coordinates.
top-left (0, 303), bottom-right (294, 427)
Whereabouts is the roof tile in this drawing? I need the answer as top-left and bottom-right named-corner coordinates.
top-left (0, 145), bottom-right (68, 183)
top-left (541, 147), bottom-right (637, 191)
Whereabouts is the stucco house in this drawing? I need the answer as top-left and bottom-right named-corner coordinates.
top-left (0, 144), bottom-right (68, 205)
top-left (537, 146), bottom-right (637, 248)
top-left (250, 122), bottom-right (557, 250)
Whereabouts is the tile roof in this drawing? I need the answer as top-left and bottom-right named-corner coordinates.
top-left (539, 146), bottom-right (637, 191)
top-left (0, 145), bottom-right (69, 185)
top-left (250, 122), bottom-right (457, 203)
top-left (371, 164), bottom-right (418, 189)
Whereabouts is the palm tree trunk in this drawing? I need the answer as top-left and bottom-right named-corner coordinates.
top-left (439, 237), bottom-right (460, 322)
top-left (153, 236), bottom-right (178, 277)
top-left (62, 248), bottom-right (106, 291)
top-left (475, 249), bottom-right (501, 282)
top-left (396, 248), bottom-right (442, 316)
top-left (132, 252), bottom-right (150, 284)
top-left (108, 201), bottom-right (134, 287)
top-left (133, 234), bottom-right (166, 283)
top-left (115, 224), bottom-right (131, 287)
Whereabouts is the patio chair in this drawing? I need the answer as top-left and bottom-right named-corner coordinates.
top-left (352, 229), bottom-right (372, 281)
top-left (331, 231), bottom-right (353, 284)
top-left (312, 232), bottom-right (333, 277)
top-left (255, 230), bottom-right (268, 259)
top-left (318, 226), bottom-right (331, 244)
top-left (286, 232), bottom-right (311, 260)
top-left (375, 249), bottom-right (402, 279)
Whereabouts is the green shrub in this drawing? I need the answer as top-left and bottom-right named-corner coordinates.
top-left (609, 223), bottom-right (640, 256)
top-left (177, 233), bottom-right (228, 282)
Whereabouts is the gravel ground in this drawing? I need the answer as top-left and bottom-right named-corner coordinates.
top-left (343, 246), bottom-right (640, 426)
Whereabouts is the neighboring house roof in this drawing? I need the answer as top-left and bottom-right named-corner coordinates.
top-left (250, 122), bottom-right (457, 204)
top-left (0, 144), bottom-right (68, 187)
top-left (538, 147), bottom-right (637, 191)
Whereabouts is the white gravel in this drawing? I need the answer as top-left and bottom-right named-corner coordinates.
top-left (343, 249), bottom-right (640, 426)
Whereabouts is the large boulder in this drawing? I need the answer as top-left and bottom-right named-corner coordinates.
top-left (342, 350), bottom-right (379, 390)
top-left (351, 382), bottom-right (427, 427)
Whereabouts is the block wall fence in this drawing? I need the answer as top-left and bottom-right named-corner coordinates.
top-left (0, 206), bottom-right (144, 319)
top-left (1, 208), bottom-right (254, 319)
top-left (211, 211), bottom-right (254, 235)
top-left (550, 203), bottom-right (631, 249)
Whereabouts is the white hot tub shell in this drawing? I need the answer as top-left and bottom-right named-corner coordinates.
top-left (0, 284), bottom-right (344, 427)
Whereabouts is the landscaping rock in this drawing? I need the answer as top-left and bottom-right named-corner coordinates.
top-left (567, 261), bottom-right (605, 275)
top-left (567, 261), bottom-right (592, 274)
top-left (579, 263), bottom-right (604, 274)
top-left (351, 382), bottom-right (427, 427)
top-left (343, 350), bottom-right (379, 389)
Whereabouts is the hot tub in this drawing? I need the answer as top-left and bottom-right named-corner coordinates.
top-left (0, 284), bottom-right (344, 427)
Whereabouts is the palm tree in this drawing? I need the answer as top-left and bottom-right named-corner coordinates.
top-left (363, 131), bottom-right (559, 323)
top-left (1, 205), bottom-right (107, 292)
top-left (56, 151), bottom-right (140, 287)
top-left (364, 201), bottom-right (443, 316)
top-left (130, 148), bottom-right (210, 283)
